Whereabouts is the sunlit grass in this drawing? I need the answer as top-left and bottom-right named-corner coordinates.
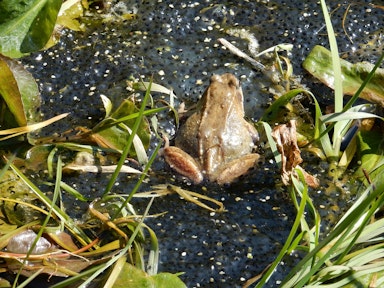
top-left (281, 173), bottom-right (384, 287)
top-left (253, 1), bottom-right (384, 287)
top-left (1, 144), bottom-right (163, 287)
top-left (0, 79), bottom-right (187, 287)
top-left (252, 166), bottom-right (384, 287)
top-left (103, 77), bottom-right (156, 197)
top-left (310, 0), bottom-right (384, 178)
top-left (0, 113), bottom-right (69, 141)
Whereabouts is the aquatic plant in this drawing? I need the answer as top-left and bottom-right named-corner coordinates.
top-left (251, 1), bottom-right (384, 287)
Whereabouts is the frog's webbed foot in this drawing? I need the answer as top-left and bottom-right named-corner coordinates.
top-left (163, 146), bottom-right (204, 184)
top-left (216, 153), bottom-right (261, 185)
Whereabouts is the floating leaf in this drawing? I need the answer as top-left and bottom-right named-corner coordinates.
top-left (0, 0), bottom-right (62, 58)
top-left (0, 55), bottom-right (41, 127)
top-left (113, 262), bottom-right (186, 288)
top-left (22, 144), bottom-right (53, 171)
top-left (56, 0), bottom-right (84, 31)
top-left (44, 0), bottom-right (85, 49)
top-left (354, 130), bottom-right (384, 182)
top-left (0, 170), bottom-right (43, 226)
top-left (93, 99), bottom-right (151, 162)
top-left (303, 45), bottom-right (384, 106)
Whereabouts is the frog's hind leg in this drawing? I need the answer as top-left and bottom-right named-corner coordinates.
top-left (163, 146), bottom-right (204, 184)
top-left (216, 154), bottom-right (261, 185)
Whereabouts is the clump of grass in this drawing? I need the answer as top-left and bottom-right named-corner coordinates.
top-left (253, 167), bottom-right (384, 287)
top-left (0, 81), bottom-right (186, 287)
top-left (252, 0), bottom-right (384, 287)
top-left (310, 0), bottom-right (384, 179)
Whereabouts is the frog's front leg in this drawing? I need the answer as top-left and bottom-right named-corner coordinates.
top-left (216, 153), bottom-right (261, 185)
top-left (163, 146), bottom-right (204, 184)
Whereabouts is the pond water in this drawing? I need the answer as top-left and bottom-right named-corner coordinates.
top-left (19, 0), bottom-right (383, 287)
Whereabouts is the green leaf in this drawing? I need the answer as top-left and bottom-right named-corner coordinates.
top-left (303, 45), bottom-right (384, 106)
top-left (56, 0), bottom-right (84, 31)
top-left (0, 0), bottom-right (62, 58)
top-left (44, 0), bottom-right (85, 49)
top-left (93, 99), bottom-right (151, 161)
top-left (0, 55), bottom-right (41, 127)
top-left (100, 94), bottom-right (113, 117)
top-left (260, 88), bottom-right (308, 122)
top-left (354, 130), bottom-right (384, 182)
top-left (113, 263), bottom-right (186, 288)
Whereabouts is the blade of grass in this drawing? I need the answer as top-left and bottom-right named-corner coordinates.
top-left (12, 157), bottom-right (63, 287)
top-left (281, 177), bottom-right (384, 287)
top-left (255, 172), bottom-right (310, 287)
top-left (260, 88), bottom-right (308, 122)
top-left (110, 140), bottom-right (162, 219)
top-left (320, 111), bottom-right (384, 123)
top-left (103, 78), bottom-right (153, 196)
top-left (103, 254), bottom-right (127, 288)
top-left (77, 197), bottom-right (155, 288)
top-left (13, 268), bottom-right (45, 288)
top-left (92, 106), bottom-right (166, 133)
top-left (260, 122), bottom-right (281, 168)
top-left (320, 0), bottom-right (344, 158)
top-left (142, 223), bottom-right (159, 275)
top-left (50, 264), bottom-right (106, 288)
top-left (0, 154), bottom-right (15, 179)
top-left (334, 186), bottom-right (384, 265)
top-left (311, 92), bottom-right (333, 158)
top-left (9, 161), bottom-right (91, 245)
top-left (0, 113), bottom-right (69, 141)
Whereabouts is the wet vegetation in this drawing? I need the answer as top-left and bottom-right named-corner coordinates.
top-left (1, 0), bottom-right (384, 287)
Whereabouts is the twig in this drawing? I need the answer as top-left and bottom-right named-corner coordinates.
top-left (217, 38), bottom-right (265, 71)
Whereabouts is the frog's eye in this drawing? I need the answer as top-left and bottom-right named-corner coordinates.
top-left (228, 75), bottom-right (240, 88)
top-left (228, 78), bottom-right (236, 87)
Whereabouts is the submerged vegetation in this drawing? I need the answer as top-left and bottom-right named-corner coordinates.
top-left (0, 0), bottom-right (384, 287)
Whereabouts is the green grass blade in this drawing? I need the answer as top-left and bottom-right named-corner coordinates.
top-left (9, 162), bottom-right (91, 245)
top-left (77, 197), bottom-right (155, 287)
top-left (281, 178), bottom-right (384, 287)
top-left (320, 0), bottom-right (343, 153)
top-left (306, 91), bottom-right (333, 159)
top-left (103, 78), bottom-right (153, 196)
top-left (111, 140), bottom-right (162, 219)
top-left (260, 121), bottom-right (281, 168)
top-left (260, 88), bottom-right (308, 122)
top-left (255, 175), bottom-right (309, 287)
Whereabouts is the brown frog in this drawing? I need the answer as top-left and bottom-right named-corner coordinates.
top-left (164, 73), bottom-right (260, 185)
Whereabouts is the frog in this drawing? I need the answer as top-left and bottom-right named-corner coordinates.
top-left (163, 73), bottom-right (261, 185)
